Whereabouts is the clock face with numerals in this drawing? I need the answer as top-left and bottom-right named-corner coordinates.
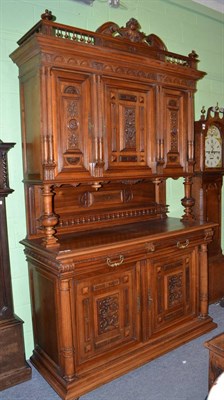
top-left (205, 125), bottom-right (222, 168)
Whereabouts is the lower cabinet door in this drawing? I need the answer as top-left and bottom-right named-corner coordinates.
top-left (75, 260), bottom-right (141, 369)
top-left (150, 248), bottom-right (198, 333)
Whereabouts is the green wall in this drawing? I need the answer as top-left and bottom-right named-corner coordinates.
top-left (0, 0), bottom-right (224, 357)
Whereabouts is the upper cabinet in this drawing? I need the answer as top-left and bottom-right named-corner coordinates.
top-left (11, 12), bottom-right (205, 184)
top-left (10, 11), bottom-right (206, 244)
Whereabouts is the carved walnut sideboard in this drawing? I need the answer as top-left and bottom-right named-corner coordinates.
top-left (10, 10), bottom-right (217, 400)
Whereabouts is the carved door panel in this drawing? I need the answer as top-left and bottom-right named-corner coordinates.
top-left (75, 260), bottom-right (141, 369)
top-left (150, 249), bottom-right (197, 334)
top-left (159, 88), bottom-right (190, 174)
top-left (103, 78), bottom-right (156, 177)
top-left (51, 70), bottom-right (92, 179)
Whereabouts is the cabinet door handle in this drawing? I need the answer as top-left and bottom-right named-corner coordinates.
top-left (106, 255), bottom-right (124, 268)
top-left (176, 239), bottom-right (189, 249)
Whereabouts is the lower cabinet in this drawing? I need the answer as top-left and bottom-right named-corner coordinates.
top-left (24, 220), bottom-right (217, 400)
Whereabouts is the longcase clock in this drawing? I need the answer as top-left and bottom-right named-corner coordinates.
top-left (0, 140), bottom-right (31, 390)
top-left (193, 105), bottom-right (224, 302)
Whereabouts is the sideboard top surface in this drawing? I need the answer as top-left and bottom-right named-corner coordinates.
top-left (21, 217), bottom-right (217, 258)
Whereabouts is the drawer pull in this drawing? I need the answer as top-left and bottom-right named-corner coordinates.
top-left (176, 239), bottom-right (189, 249)
top-left (107, 255), bottom-right (124, 268)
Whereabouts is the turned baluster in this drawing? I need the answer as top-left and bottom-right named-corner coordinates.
top-left (152, 177), bottom-right (165, 205)
top-left (181, 176), bottom-right (195, 221)
top-left (40, 184), bottom-right (59, 247)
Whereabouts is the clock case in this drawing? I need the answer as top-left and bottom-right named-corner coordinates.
top-left (205, 125), bottom-right (222, 168)
top-left (0, 141), bottom-right (31, 390)
top-left (193, 106), bottom-right (224, 302)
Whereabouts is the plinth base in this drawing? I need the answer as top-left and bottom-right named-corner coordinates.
top-left (0, 315), bottom-right (31, 391)
top-left (30, 316), bottom-right (216, 400)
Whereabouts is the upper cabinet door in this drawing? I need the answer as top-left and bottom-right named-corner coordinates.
top-left (51, 70), bottom-right (92, 180)
top-left (157, 87), bottom-right (192, 176)
top-left (103, 78), bottom-right (156, 178)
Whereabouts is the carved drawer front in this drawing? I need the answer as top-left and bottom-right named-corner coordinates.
top-left (151, 248), bottom-right (197, 333)
top-left (103, 78), bottom-right (155, 175)
top-left (75, 262), bottom-right (140, 368)
top-left (51, 70), bottom-right (91, 178)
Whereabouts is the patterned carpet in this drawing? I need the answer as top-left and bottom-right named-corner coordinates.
top-left (1, 303), bottom-right (223, 400)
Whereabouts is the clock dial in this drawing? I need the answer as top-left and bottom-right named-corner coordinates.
top-left (205, 125), bottom-right (222, 168)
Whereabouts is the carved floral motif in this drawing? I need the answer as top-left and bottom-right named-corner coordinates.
top-left (67, 100), bottom-right (79, 150)
top-left (97, 295), bottom-right (119, 334)
top-left (168, 273), bottom-right (183, 306)
top-left (124, 107), bottom-right (136, 149)
top-left (46, 53), bottom-right (195, 88)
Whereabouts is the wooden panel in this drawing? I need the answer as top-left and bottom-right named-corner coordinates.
top-left (25, 181), bottom-right (168, 236)
top-left (152, 249), bottom-right (197, 333)
top-left (103, 78), bottom-right (155, 175)
top-left (75, 263), bottom-right (140, 369)
top-left (20, 73), bottom-right (42, 180)
top-left (161, 88), bottom-right (188, 173)
top-left (30, 267), bottom-right (59, 365)
top-left (52, 70), bottom-right (92, 177)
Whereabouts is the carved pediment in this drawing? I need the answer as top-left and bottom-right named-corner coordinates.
top-left (96, 18), bottom-right (167, 50)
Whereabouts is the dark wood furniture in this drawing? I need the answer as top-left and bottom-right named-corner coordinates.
top-left (193, 105), bottom-right (224, 303)
top-left (205, 333), bottom-right (224, 390)
top-left (10, 11), bottom-right (217, 400)
top-left (0, 140), bottom-right (31, 391)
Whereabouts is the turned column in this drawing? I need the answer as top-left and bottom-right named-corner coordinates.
top-left (40, 184), bottom-right (59, 248)
top-left (199, 243), bottom-right (209, 319)
top-left (59, 279), bottom-right (76, 380)
top-left (181, 176), bottom-right (195, 221)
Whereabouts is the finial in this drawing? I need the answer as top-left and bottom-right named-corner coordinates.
top-left (213, 102), bottom-right (219, 112)
top-left (188, 50), bottom-right (198, 60)
top-left (41, 9), bottom-right (55, 21)
top-left (200, 106), bottom-right (206, 120)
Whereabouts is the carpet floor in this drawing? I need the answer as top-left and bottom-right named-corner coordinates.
top-left (1, 303), bottom-right (223, 400)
